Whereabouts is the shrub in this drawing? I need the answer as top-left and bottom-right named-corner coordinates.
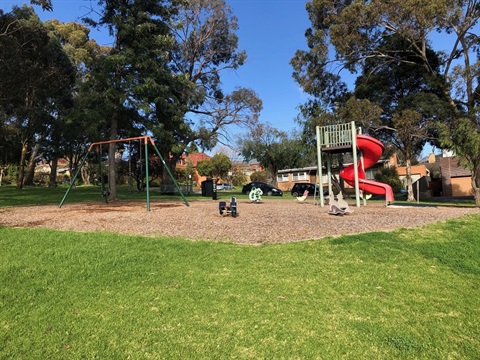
top-left (375, 167), bottom-right (403, 193)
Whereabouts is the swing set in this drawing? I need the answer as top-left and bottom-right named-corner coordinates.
top-left (58, 136), bottom-right (189, 211)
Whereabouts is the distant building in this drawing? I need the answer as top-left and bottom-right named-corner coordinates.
top-left (176, 152), bottom-right (211, 187)
top-left (388, 153), bottom-right (429, 188)
top-left (438, 155), bottom-right (473, 197)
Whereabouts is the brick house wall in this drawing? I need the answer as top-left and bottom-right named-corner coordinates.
top-left (439, 157), bottom-right (472, 196)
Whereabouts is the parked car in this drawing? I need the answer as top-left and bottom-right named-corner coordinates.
top-left (217, 183), bottom-right (235, 190)
top-left (242, 182), bottom-right (283, 196)
top-left (222, 183), bottom-right (235, 190)
top-left (290, 183), bottom-right (327, 197)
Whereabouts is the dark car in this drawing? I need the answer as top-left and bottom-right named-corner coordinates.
top-left (291, 183), bottom-right (326, 197)
top-left (242, 182), bottom-right (283, 196)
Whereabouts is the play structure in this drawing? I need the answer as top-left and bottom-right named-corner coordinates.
top-left (249, 186), bottom-right (263, 202)
top-left (316, 121), bottom-right (394, 207)
top-left (219, 196), bottom-right (238, 217)
top-left (58, 136), bottom-right (189, 211)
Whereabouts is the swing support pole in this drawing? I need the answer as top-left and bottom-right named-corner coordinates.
top-left (58, 149), bottom-right (92, 208)
top-left (144, 137), bottom-right (151, 211)
top-left (148, 138), bottom-right (189, 207)
top-left (58, 135), bottom-right (189, 210)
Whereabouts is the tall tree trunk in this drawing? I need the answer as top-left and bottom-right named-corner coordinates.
top-left (49, 157), bottom-right (58, 187)
top-left (16, 140), bottom-right (28, 189)
top-left (161, 153), bottom-right (176, 186)
top-left (23, 139), bottom-right (42, 185)
top-left (67, 154), bottom-right (74, 184)
top-left (81, 164), bottom-right (91, 185)
top-left (473, 165), bottom-right (480, 207)
top-left (405, 158), bottom-right (415, 202)
top-left (108, 112), bottom-right (118, 201)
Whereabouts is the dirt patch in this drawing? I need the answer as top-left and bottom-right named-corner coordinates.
top-left (1, 199), bottom-right (478, 244)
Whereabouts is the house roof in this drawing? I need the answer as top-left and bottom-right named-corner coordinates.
top-left (183, 152), bottom-right (211, 166)
top-left (278, 166), bottom-right (318, 174)
top-left (440, 157), bottom-right (472, 178)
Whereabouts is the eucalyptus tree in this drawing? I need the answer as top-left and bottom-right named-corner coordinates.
top-left (83, 0), bottom-right (181, 200)
top-left (30, 0), bottom-right (52, 11)
top-left (239, 124), bottom-right (308, 185)
top-left (82, 0), bottom-right (260, 199)
top-left (196, 153), bottom-right (232, 179)
top-left (44, 19), bottom-right (110, 185)
top-left (292, 0), bottom-right (480, 205)
top-left (0, 6), bottom-right (75, 188)
top-left (150, 0), bottom-right (262, 181)
top-left (349, 35), bottom-right (453, 200)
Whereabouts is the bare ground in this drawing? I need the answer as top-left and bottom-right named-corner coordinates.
top-left (1, 199), bottom-right (478, 244)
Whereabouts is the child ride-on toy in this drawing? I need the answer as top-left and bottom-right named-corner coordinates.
top-left (219, 196), bottom-right (238, 217)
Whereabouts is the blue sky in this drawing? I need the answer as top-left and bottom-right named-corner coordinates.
top-left (3, 0), bottom-right (440, 157)
top-left (3, 0), bottom-right (312, 136)
top-left (224, 0), bottom-right (311, 133)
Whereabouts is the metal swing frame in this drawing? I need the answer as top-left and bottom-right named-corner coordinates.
top-left (59, 136), bottom-right (189, 211)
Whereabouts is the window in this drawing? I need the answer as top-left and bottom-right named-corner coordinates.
top-left (277, 173), bottom-right (289, 183)
top-left (292, 172), bottom-right (308, 181)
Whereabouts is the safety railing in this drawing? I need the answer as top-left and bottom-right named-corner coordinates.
top-left (317, 122), bottom-right (356, 148)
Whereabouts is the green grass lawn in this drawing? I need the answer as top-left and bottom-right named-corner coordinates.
top-left (1, 185), bottom-right (479, 358)
top-left (0, 184), bottom-right (246, 207)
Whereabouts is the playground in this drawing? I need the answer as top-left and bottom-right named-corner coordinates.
top-left (1, 199), bottom-right (477, 244)
top-left (2, 124), bottom-right (479, 243)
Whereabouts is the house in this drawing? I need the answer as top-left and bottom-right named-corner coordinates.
top-left (176, 152), bottom-right (211, 187)
top-left (33, 158), bottom-right (70, 183)
top-left (438, 154), bottom-right (473, 197)
top-left (276, 154), bottom-right (387, 193)
top-left (236, 159), bottom-right (264, 182)
top-left (276, 166), bottom-right (320, 192)
top-left (388, 153), bottom-right (429, 190)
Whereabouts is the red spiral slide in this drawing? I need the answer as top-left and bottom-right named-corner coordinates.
top-left (339, 135), bottom-right (394, 202)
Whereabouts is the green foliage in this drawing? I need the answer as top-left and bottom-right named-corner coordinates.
top-left (230, 165), bottom-right (246, 186)
top-left (439, 117), bottom-right (480, 173)
top-left (196, 159), bottom-right (213, 178)
top-left (175, 167), bottom-right (189, 184)
top-left (2, 164), bottom-right (18, 185)
top-left (295, 0), bottom-right (480, 205)
top-left (426, 161), bottom-right (441, 180)
top-left (438, 115), bottom-right (480, 206)
top-left (1, 1), bottom-right (262, 197)
top-left (30, 0), bottom-right (52, 11)
top-left (210, 153), bottom-right (232, 179)
top-left (152, 0), bottom-right (262, 162)
top-left (375, 167), bottom-right (404, 193)
top-left (249, 170), bottom-right (268, 182)
top-left (0, 6), bottom-right (76, 188)
top-left (195, 154), bottom-right (232, 179)
top-left (239, 124), bottom-right (310, 183)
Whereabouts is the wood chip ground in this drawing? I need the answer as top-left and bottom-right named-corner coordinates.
top-left (1, 199), bottom-right (478, 244)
